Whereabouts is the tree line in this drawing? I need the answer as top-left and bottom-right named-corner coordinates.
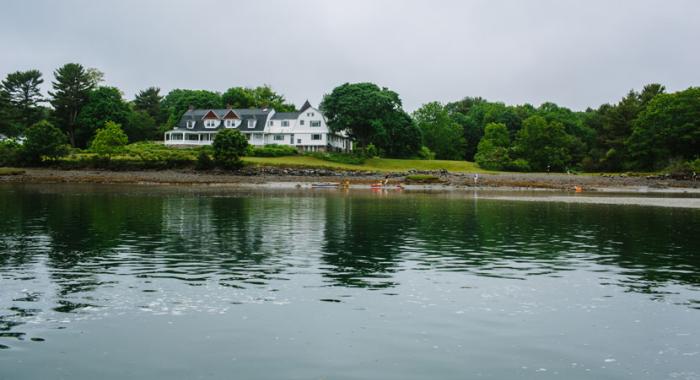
top-left (1, 63), bottom-right (698, 172)
top-left (0, 63), bottom-right (296, 149)
top-left (318, 82), bottom-right (698, 172)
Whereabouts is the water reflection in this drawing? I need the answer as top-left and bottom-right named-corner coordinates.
top-left (0, 185), bottom-right (699, 342)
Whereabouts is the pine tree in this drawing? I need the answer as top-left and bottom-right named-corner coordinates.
top-left (1, 69), bottom-right (45, 129)
top-left (49, 63), bottom-right (101, 146)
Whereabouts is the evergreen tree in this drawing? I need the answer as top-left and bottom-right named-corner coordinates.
top-left (1, 69), bottom-right (45, 130)
top-left (133, 87), bottom-right (166, 124)
top-left (49, 63), bottom-right (101, 146)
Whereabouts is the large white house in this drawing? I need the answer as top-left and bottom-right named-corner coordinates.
top-left (164, 101), bottom-right (352, 152)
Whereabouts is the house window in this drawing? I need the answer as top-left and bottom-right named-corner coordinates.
top-left (281, 120), bottom-right (289, 127)
top-left (312, 134), bottom-right (322, 140)
top-left (307, 112), bottom-right (314, 117)
top-left (186, 121), bottom-right (195, 129)
top-left (299, 120), bottom-right (304, 126)
top-left (310, 121), bottom-right (321, 127)
top-left (204, 119), bottom-right (218, 128)
top-left (247, 119), bottom-right (256, 128)
top-left (297, 139), bottom-right (301, 144)
top-left (255, 134), bottom-right (262, 140)
top-left (269, 121), bottom-right (274, 126)
top-left (225, 119), bottom-right (235, 128)
top-left (245, 134), bottom-right (251, 140)
top-left (274, 134), bottom-right (284, 141)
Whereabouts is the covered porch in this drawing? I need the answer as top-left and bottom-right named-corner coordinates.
top-left (164, 131), bottom-right (216, 146)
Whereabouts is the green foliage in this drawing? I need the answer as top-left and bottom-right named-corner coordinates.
top-left (21, 120), bottom-right (69, 164)
top-left (195, 150), bottom-right (214, 170)
top-left (513, 116), bottom-right (573, 172)
top-left (90, 121), bottom-right (128, 156)
top-left (1, 69), bottom-right (45, 130)
top-left (320, 82), bottom-right (421, 157)
top-left (509, 158), bottom-right (531, 172)
top-left (417, 146), bottom-right (436, 160)
top-left (247, 144), bottom-right (298, 157)
top-left (212, 129), bottom-right (248, 169)
top-left (0, 140), bottom-right (22, 166)
top-left (375, 111), bottom-right (423, 158)
top-left (360, 143), bottom-right (379, 159)
top-left (76, 87), bottom-right (131, 147)
top-left (413, 102), bottom-right (465, 160)
top-left (475, 122), bottom-right (512, 170)
top-left (125, 110), bottom-right (157, 142)
top-left (49, 63), bottom-right (102, 147)
top-left (133, 87), bottom-right (167, 125)
top-left (305, 151), bottom-right (366, 165)
top-left (627, 87), bottom-right (700, 170)
top-left (222, 85), bottom-right (295, 112)
top-left (161, 89), bottom-right (222, 128)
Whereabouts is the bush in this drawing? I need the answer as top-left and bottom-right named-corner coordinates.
top-left (417, 146), bottom-right (435, 160)
top-left (664, 158), bottom-right (700, 177)
top-left (21, 121), bottom-right (69, 165)
top-left (305, 151), bottom-right (366, 165)
top-left (507, 158), bottom-right (531, 172)
top-left (212, 129), bottom-right (248, 169)
top-left (359, 143), bottom-right (379, 159)
top-left (0, 140), bottom-right (22, 166)
top-left (195, 150), bottom-right (214, 170)
top-left (90, 121), bottom-right (129, 157)
top-left (248, 144), bottom-right (298, 157)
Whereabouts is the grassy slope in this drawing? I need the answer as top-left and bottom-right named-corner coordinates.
top-left (242, 156), bottom-right (491, 173)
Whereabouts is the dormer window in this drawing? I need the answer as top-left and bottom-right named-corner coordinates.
top-left (204, 119), bottom-right (219, 128)
top-left (186, 120), bottom-right (195, 129)
top-left (247, 119), bottom-right (256, 128)
top-left (225, 119), bottom-right (235, 128)
top-left (281, 121), bottom-right (289, 127)
top-left (310, 121), bottom-right (321, 127)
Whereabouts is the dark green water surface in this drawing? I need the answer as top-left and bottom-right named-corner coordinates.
top-left (1, 184), bottom-right (699, 379)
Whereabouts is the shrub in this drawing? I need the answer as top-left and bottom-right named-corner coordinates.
top-left (90, 121), bottom-right (128, 157)
top-left (21, 121), bottom-right (69, 165)
top-left (196, 150), bottom-right (214, 170)
top-left (248, 144), bottom-right (298, 157)
top-left (507, 158), bottom-right (531, 172)
top-left (359, 143), bottom-right (379, 159)
top-left (0, 140), bottom-right (22, 166)
top-left (305, 151), bottom-right (366, 165)
top-left (417, 146), bottom-right (436, 160)
top-left (212, 129), bottom-right (248, 169)
top-left (664, 158), bottom-right (700, 177)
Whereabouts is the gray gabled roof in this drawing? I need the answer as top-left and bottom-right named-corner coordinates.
top-left (174, 108), bottom-right (270, 132)
top-left (299, 100), bottom-right (313, 112)
top-left (271, 112), bottom-right (301, 120)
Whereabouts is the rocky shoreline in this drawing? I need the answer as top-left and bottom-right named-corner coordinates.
top-left (1, 167), bottom-right (699, 193)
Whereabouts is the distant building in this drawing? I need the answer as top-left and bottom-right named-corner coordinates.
top-left (164, 101), bottom-right (352, 152)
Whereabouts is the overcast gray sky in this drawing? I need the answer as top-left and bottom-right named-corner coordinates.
top-left (2, 0), bottom-right (699, 111)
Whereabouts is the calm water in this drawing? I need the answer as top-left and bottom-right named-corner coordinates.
top-left (1, 184), bottom-right (699, 380)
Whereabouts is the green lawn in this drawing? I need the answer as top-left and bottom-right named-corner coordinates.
top-left (243, 156), bottom-right (491, 173)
